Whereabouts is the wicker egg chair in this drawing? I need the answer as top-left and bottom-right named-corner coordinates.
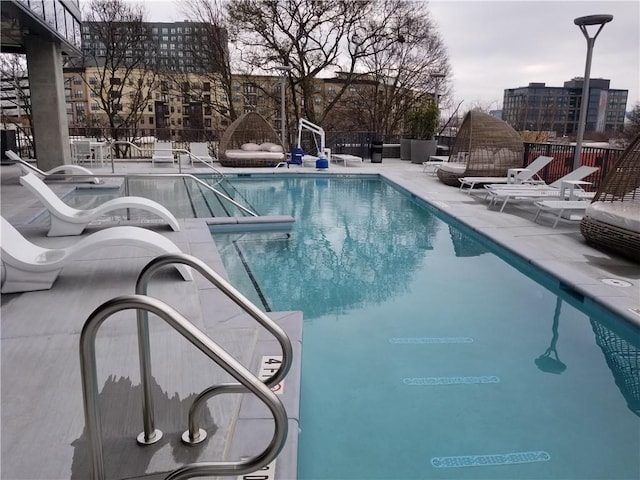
top-left (437, 111), bottom-right (525, 186)
top-left (580, 132), bottom-right (640, 262)
top-left (219, 111), bottom-right (285, 167)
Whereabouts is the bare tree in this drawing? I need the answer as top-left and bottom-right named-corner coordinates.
top-left (81, 0), bottom-right (159, 154)
top-left (226, 0), bottom-right (377, 125)
top-left (226, 0), bottom-right (449, 137)
top-left (178, 0), bottom-right (238, 124)
top-left (623, 102), bottom-right (640, 144)
top-left (0, 54), bottom-right (34, 152)
top-left (345, 0), bottom-right (450, 136)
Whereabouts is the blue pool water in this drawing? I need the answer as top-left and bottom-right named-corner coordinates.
top-left (211, 176), bottom-right (640, 480)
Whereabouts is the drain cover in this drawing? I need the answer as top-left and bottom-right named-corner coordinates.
top-left (600, 278), bottom-right (633, 287)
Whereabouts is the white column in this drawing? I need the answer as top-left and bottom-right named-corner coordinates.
top-left (25, 35), bottom-right (71, 170)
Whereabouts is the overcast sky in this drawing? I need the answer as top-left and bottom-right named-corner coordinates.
top-left (134, 0), bottom-right (639, 112)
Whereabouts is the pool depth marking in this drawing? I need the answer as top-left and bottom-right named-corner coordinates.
top-left (259, 355), bottom-right (285, 395)
top-left (389, 337), bottom-right (473, 344)
top-left (431, 451), bottom-right (550, 468)
top-left (403, 376), bottom-right (500, 385)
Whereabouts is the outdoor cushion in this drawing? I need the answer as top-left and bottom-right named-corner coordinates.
top-left (241, 142), bottom-right (261, 151)
top-left (225, 150), bottom-right (285, 160)
top-left (585, 202), bottom-right (640, 233)
top-left (438, 163), bottom-right (466, 174)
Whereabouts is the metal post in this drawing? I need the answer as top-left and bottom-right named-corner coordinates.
top-left (431, 73), bottom-right (445, 110)
top-left (275, 65), bottom-right (292, 149)
top-left (281, 75), bottom-right (287, 148)
top-left (572, 14), bottom-right (613, 170)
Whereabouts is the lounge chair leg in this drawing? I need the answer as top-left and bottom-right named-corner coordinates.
top-left (552, 209), bottom-right (565, 229)
top-left (49, 217), bottom-right (86, 237)
top-left (533, 207), bottom-right (542, 223)
top-left (1, 264), bottom-right (60, 293)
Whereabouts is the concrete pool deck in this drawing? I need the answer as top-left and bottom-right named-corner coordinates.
top-left (1, 157), bottom-right (639, 480)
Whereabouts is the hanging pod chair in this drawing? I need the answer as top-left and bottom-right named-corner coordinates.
top-left (437, 111), bottom-right (525, 186)
top-left (580, 132), bottom-right (640, 262)
top-left (219, 111), bottom-right (286, 167)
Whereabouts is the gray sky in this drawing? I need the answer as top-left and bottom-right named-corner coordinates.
top-left (134, 0), bottom-right (639, 111)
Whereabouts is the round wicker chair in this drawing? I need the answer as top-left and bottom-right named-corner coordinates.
top-left (580, 132), bottom-right (640, 262)
top-left (437, 111), bottom-right (524, 186)
top-left (219, 111), bottom-right (285, 167)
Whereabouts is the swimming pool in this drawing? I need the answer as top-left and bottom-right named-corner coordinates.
top-left (211, 176), bottom-right (640, 480)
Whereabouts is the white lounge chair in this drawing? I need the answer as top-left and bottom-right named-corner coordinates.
top-left (19, 172), bottom-right (180, 236)
top-left (0, 216), bottom-right (192, 293)
top-left (332, 154), bottom-right (363, 167)
top-left (152, 141), bottom-right (175, 167)
top-left (5, 150), bottom-right (100, 184)
top-left (485, 166), bottom-right (599, 212)
top-left (189, 142), bottom-right (214, 165)
top-left (533, 200), bottom-right (590, 228)
top-left (459, 155), bottom-right (554, 193)
top-left (422, 154), bottom-right (454, 175)
top-left (72, 140), bottom-right (94, 166)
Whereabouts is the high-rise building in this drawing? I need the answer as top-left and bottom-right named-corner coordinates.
top-left (81, 21), bottom-right (226, 73)
top-left (502, 78), bottom-right (628, 138)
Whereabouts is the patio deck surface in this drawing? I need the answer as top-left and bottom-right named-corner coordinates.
top-left (1, 156), bottom-right (638, 480)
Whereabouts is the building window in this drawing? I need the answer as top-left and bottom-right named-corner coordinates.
top-left (110, 77), bottom-right (121, 85)
top-left (149, 116), bottom-right (154, 124)
top-left (148, 105), bottom-right (153, 112)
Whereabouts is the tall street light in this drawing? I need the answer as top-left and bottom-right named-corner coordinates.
top-left (572, 14), bottom-right (613, 170)
top-left (275, 65), bottom-right (293, 149)
top-left (430, 72), bottom-right (445, 110)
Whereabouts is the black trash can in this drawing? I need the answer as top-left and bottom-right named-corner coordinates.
top-left (1, 130), bottom-right (17, 162)
top-left (370, 140), bottom-right (383, 163)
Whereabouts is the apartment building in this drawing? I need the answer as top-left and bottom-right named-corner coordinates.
top-left (81, 21), bottom-right (226, 73)
top-left (502, 78), bottom-right (628, 137)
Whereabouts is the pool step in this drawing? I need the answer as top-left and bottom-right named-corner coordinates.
top-left (207, 215), bottom-right (295, 233)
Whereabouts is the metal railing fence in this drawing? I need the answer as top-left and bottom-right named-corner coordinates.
top-left (8, 126), bottom-right (625, 190)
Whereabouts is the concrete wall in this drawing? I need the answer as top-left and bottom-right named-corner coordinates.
top-left (25, 36), bottom-right (71, 170)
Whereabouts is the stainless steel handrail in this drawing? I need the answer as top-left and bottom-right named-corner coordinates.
top-left (79, 294), bottom-right (288, 480)
top-left (134, 253), bottom-right (293, 445)
top-left (34, 170), bottom-right (258, 217)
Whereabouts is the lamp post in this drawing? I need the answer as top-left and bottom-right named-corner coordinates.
top-left (431, 72), bottom-right (445, 140)
top-left (572, 14), bottom-right (613, 170)
top-left (275, 65), bottom-right (293, 149)
top-left (430, 72), bottom-right (445, 110)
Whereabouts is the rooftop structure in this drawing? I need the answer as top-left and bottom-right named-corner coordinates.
top-left (502, 78), bottom-right (628, 137)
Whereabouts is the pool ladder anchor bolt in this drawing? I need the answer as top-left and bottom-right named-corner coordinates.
top-left (182, 428), bottom-right (208, 445)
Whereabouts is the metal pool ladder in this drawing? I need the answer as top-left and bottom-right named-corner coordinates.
top-left (79, 253), bottom-right (293, 480)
